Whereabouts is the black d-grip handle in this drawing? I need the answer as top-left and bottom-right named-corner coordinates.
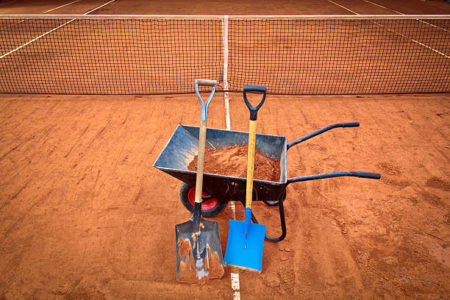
top-left (243, 85), bottom-right (266, 121)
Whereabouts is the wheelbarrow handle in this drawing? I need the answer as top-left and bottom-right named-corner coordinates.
top-left (195, 79), bottom-right (217, 121)
top-left (287, 171), bottom-right (381, 185)
top-left (243, 85), bottom-right (266, 121)
top-left (287, 122), bottom-right (359, 150)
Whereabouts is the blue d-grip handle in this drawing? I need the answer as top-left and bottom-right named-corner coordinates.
top-left (243, 85), bottom-right (266, 121)
top-left (195, 79), bottom-right (217, 121)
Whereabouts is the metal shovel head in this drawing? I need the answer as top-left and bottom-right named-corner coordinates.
top-left (175, 218), bottom-right (224, 282)
top-left (224, 219), bottom-right (266, 272)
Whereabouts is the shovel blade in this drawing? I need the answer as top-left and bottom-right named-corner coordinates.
top-left (224, 219), bottom-right (266, 272)
top-left (175, 218), bottom-right (224, 282)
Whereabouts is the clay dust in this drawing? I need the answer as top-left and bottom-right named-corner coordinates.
top-left (188, 144), bottom-right (280, 182)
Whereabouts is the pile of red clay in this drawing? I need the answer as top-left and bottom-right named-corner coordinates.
top-left (188, 144), bottom-right (280, 182)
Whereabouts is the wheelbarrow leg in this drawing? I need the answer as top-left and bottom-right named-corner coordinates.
top-left (239, 195), bottom-right (287, 242)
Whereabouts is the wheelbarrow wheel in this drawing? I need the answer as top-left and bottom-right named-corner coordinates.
top-left (179, 182), bottom-right (227, 217)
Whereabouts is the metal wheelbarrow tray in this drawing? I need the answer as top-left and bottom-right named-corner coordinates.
top-left (154, 122), bottom-right (380, 242)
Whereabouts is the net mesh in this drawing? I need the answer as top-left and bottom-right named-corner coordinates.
top-left (0, 15), bottom-right (449, 95)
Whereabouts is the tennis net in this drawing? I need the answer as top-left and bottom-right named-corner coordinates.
top-left (0, 15), bottom-right (449, 95)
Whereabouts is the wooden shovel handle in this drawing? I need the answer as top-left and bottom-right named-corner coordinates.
top-left (194, 120), bottom-right (207, 204)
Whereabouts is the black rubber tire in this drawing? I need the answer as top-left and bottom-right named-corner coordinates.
top-left (179, 182), bottom-right (228, 217)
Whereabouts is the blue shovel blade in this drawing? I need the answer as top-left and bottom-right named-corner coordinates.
top-left (224, 218), bottom-right (266, 272)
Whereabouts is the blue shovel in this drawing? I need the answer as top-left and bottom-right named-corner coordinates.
top-left (224, 85), bottom-right (267, 272)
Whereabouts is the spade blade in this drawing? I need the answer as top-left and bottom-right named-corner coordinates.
top-left (175, 218), bottom-right (224, 282)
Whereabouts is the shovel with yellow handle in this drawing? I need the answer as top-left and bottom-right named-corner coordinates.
top-left (224, 85), bottom-right (267, 272)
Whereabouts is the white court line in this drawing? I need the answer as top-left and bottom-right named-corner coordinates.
top-left (361, 0), bottom-right (388, 10)
top-left (361, 0), bottom-right (403, 14)
top-left (361, 0), bottom-right (449, 32)
top-left (82, 0), bottom-right (115, 15)
top-left (17, 0), bottom-right (81, 23)
top-left (0, 0), bottom-right (116, 59)
top-left (43, 0), bottom-right (81, 13)
top-left (230, 272), bottom-right (240, 299)
top-left (327, 0), bottom-right (359, 15)
top-left (0, 19), bottom-right (76, 58)
top-left (223, 15), bottom-right (240, 300)
top-left (327, 0), bottom-right (449, 59)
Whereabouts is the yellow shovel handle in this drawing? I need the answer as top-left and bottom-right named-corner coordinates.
top-left (245, 119), bottom-right (257, 209)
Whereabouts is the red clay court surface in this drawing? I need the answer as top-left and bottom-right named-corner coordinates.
top-left (0, 0), bottom-right (449, 299)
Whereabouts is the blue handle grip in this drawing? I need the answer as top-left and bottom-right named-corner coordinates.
top-left (195, 79), bottom-right (217, 121)
top-left (341, 122), bottom-right (359, 127)
top-left (243, 85), bottom-right (266, 121)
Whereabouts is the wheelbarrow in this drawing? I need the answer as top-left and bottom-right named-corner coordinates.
top-left (153, 122), bottom-right (380, 242)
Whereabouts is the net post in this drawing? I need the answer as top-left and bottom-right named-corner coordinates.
top-left (223, 14), bottom-right (239, 300)
top-left (222, 15), bottom-right (231, 131)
